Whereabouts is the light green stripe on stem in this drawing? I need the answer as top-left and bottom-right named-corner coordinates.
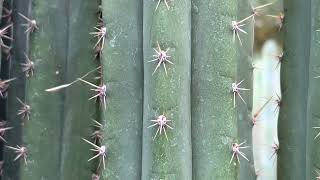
top-left (100, 0), bottom-right (143, 179)
top-left (142, 0), bottom-right (192, 179)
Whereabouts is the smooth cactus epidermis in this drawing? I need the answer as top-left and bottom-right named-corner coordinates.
top-left (277, 0), bottom-right (310, 179)
top-left (306, 0), bottom-right (320, 179)
top-left (100, 0), bottom-right (143, 179)
top-left (59, 0), bottom-right (100, 179)
top-left (192, 0), bottom-right (254, 179)
top-left (252, 39), bottom-right (280, 180)
top-left (142, 0), bottom-right (192, 179)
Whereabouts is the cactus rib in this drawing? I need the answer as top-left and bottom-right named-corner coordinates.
top-left (100, 0), bottom-right (144, 179)
top-left (277, 0), bottom-right (310, 179)
top-left (142, 0), bottom-right (192, 179)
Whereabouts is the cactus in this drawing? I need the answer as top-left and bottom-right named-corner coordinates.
top-left (100, 0), bottom-right (143, 179)
top-left (4, 0), bottom-right (67, 179)
top-left (277, 0), bottom-right (310, 179)
top-left (237, 1), bottom-right (256, 179)
top-left (191, 0), bottom-right (254, 179)
top-left (252, 40), bottom-right (280, 179)
top-left (4, 0), bottom-right (99, 179)
top-left (307, 0), bottom-right (320, 179)
top-left (59, 0), bottom-right (100, 179)
top-left (142, 0), bottom-right (192, 179)
top-left (2, 0), bottom-right (320, 179)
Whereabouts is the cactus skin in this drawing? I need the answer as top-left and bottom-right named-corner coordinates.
top-left (192, 0), bottom-right (253, 179)
top-left (237, 1), bottom-right (255, 179)
top-left (142, 0), bottom-right (192, 179)
top-left (5, 0), bottom-right (99, 179)
top-left (4, 0), bottom-right (68, 179)
top-left (0, 1), bottom-right (5, 71)
top-left (252, 40), bottom-right (280, 180)
top-left (306, 0), bottom-right (320, 179)
top-left (100, 0), bottom-right (143, 179)
top-left (3, 0), bottom-right (24, 179)
top-left (277, 0), bottom-right (310, 179)
top-left (0, 0), bottom-right (9, 171)
top-left (59, 0), bottom-right (99, 179)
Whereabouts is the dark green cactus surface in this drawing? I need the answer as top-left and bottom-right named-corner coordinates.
top-left (277, 0), bottom-right (310, 179)
top-left (0, 0), bottom-right (319, 179)
top-left (101, 0), bottom-right (143, 179)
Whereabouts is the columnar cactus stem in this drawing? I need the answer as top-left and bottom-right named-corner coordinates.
top-left (306, 0), bottom-right (320, 179)
top-left (3, 0), bottom-right (28, 178)
top-left (237, 1), bottom-right (256, 179)
top-left (0, 1), bottom-right (13, 169)
top-left (5, 0), bottom-right (100, 179)
top-left (277, 0), bottom-right (310, 179)
top-left (4, 0), bottom-right (68, 179)
top-left (252, 40), bottom-right (280, 180)
top-left (192, 0), bottom-right (254, 179)
top-left (100, 0), bottom-right (143, 179)
top-left (142, 0), bottom-right (192, 179)
top-left (59, 0), bottom-right (100, 179)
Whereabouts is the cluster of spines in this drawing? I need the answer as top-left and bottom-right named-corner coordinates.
top-left (82, 2), bottom-right (107, 179)
top-left (146, 1), bottom-right (175, 142)
top-left (0, 1), bottom-right (107, 178)
top-left (0, 0), bottom-right (39, 175)
top-left (4, 11), bottom-right (38, 165)
top-left (230, 2), bottom-right (285, 174)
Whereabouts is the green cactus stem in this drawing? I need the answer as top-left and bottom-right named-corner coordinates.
top-left (252, 39), bottom-right (280, 180)
top-left (237, 1), bottom-right (255, 179)
top-left (59, 0), bottom-right (100, 179)
top-left (3, 0), bottom-right (29, 179)
top-left (4, 0), bottom-right (67, 179)
top-left (277, 0), bottom-right (310, 179)
top-left (100, 0), bottom-right (143, 179)
top-left (142, 0), bottom-right (192, 179)
top-left (191, 0), bottom-right (254, 179)
top-left (306, 0), bottom-right (320, 179)
top-left (4, 0), bottom-right (100, 179)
